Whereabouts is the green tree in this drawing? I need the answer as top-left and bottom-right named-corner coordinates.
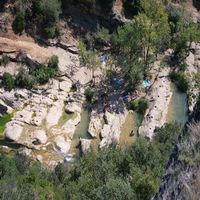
top-left (12, 11), bottom-right (25, 34)
top-left (2, 72), bottom-right (15, 91)
top-left (32, 0), bottom-right (61, 38)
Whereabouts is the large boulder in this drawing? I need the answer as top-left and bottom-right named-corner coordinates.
top-left (59, 79), bottom-right (72, 92)
top-left (55, 136), bottom-right (71, 154)
top-left (88, 111), bottom-right (102, 138)
top-left (46, 101), bottom-right (64, 128)
top-left (72, 67), bottom-right (92, 85)
top-left (32, 130), bottom-right (48, 144)
top-left (62, 112), bottom-right (81, 138)
top-left (65, 102), bottom-right (82, 113)
top-left (4, 122), bottom-right (23, 141)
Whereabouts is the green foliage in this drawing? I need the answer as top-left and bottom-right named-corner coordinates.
top-left (130, 98), bottom-right (148, 115)
top-left (0, 55), bottom-right (10, 66)
top-left (2, 72), bottom-right (15, 91)
top-left (63, 123), bottom-right (180, 200)
top-left (0, 113), bottom-right (12, 134)
top-left (0, 123), bottom-right (180, 200)
top-left (0, 153), bottom-right (64, 200)
top-left (15, 69), bottom-right (35, 89)
top-left (169, 71), bottom-right (189, 92)
top-left (95, 25), bottom-right (111, 45)
top-left (12, 11), bottom-right (25, 34)
top-left (112, 0), bottom-right (170, 88)
top-left (48, 55), bottom-right (59, 69)
top-left (85, 88), bottom-right (94, 102)
top-left (33, 64), bottom-right (56, 84)
top-left (32, 0), bottom-right (61, 38)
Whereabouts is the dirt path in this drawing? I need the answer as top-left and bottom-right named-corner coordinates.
top-left (0, 37), bottom-right (52, 63)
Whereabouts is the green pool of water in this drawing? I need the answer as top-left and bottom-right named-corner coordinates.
top-left (167, 84), bottom-right (188, 126)
top-left (120, 112), bottom-right (143, 148)
top-left (70, 108), bottom-right (91, 156)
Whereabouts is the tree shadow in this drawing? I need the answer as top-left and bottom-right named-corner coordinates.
top-left (193, 0), bottom-right (200, 11)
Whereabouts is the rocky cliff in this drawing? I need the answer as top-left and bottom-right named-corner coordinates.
top-left (154, 96), bottom-right (200, 200)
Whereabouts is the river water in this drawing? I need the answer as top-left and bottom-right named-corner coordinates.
top-left (167, 84), bottom-right (188, 126)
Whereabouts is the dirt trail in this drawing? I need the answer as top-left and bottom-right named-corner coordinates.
top-left (0, 37), bottom-right (53, 62)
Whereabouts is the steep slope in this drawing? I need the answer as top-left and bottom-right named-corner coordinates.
top-left (154, 97), bottom-right (200, 200)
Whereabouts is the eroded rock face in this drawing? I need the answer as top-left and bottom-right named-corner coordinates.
top-left (186, 44), bottom-right (200, 113)
top-left (4, 122), bottom-right (23, 141)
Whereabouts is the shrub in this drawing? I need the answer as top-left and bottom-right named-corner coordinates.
top-left (48, 55), bottom-right (59, 69)
top-left (15, 69), bottom-right (35, 89)
top-left (2, 72), bottom-right (14, 91)
top-left (12, 11), bottom-right (25, 34)
top-left (95, 25), bottom-right (111, 45)
top-left (0, 55), bottom-right (10, 66)
top-left (33, 65), bottom-right (56, 84)
top-left (169, 71), bottom-right (189, 92)
top-left (85, 88), bottom-right (94, 102)
top-left (130, 98), bottom-right (148, 115)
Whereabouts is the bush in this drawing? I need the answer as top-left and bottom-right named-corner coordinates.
top-left (15, 69), bottom-right (35, 89)
top-left (85, 88), bottom-right (94, 102)
top-left (130, 98), bottom-right (148, 114)
top-left (12, 11), bottom-right (25, 34)
top-left (2, 72), bottom-right (14, 91)
top-left (95, 25), bottom-right (111, 45)
top-left (48, 55), bottom-right (59, 69)
top-left (33, 65), bottom-right (56, 84)
top-left (0, 55), bottom-right (10, 66)
top-left (169, 71), bottom-right (189, 92)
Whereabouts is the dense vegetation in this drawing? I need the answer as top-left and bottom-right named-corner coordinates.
top-left (13, 0), bottom-right (61, 38)
top-left (1, 55), bottom-right (59, 90)
top-left (0, 123), bottom-right (180, 200)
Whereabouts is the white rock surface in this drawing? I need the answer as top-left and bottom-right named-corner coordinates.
top-left (65, 102), bottom-right (82, 113)
top-left (4, 122), bottom-right (23, 141)
top-left (55, 136), bottom-right (71, 154)
top-left (138, 67), bottom-right (172, 139)
top-left (80, 138), bottom-right (91, 154)
top-left (59, 79), bottom-right (72, 92)
top-left (62, 112), bottom-right (81, 138)
top-left (46, 101), bottom-right (64, 128)
top-left (100, 111), bottom-right (127, 148)
top-left (32, 130), bottom-right (47, 144)
top-left (88, 112), bottom-right (102, 138)
top-left (72, 67), bottom-right (92, 85)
